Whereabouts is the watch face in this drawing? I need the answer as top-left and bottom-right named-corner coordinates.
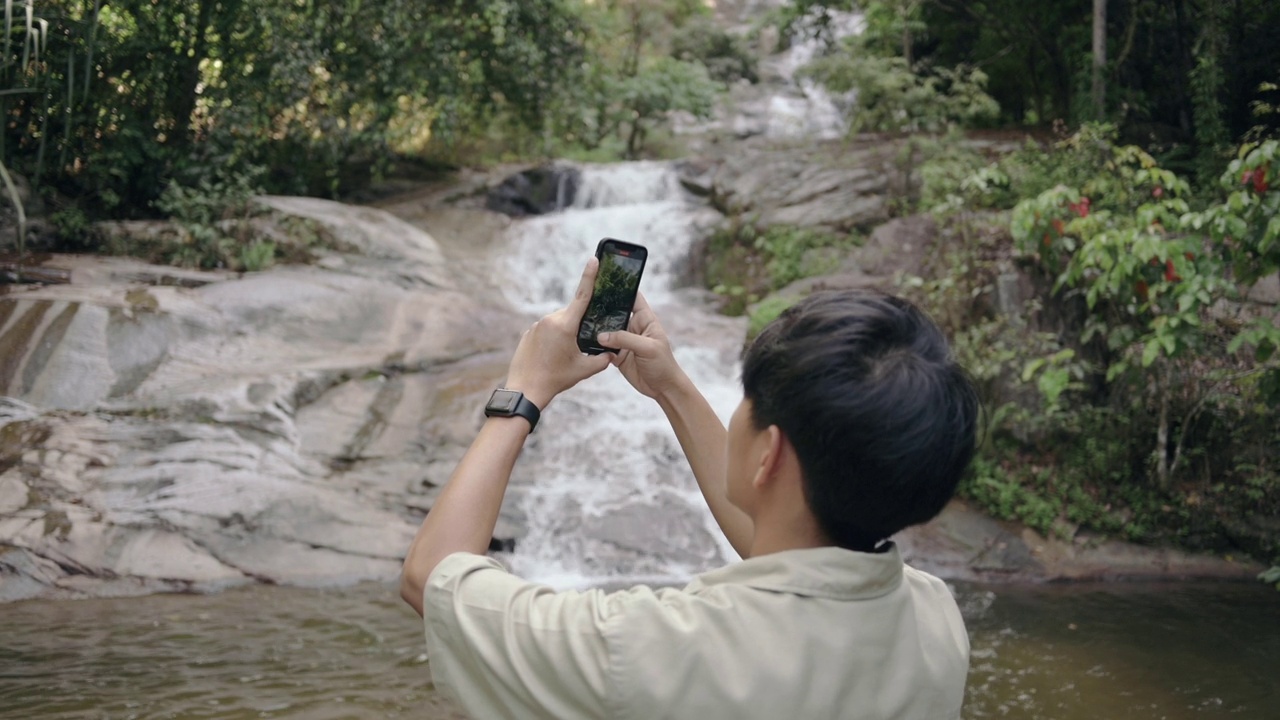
top-left (488, 389), bottom-right (521, 413)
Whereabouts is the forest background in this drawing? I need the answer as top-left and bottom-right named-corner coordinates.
top-left (2, 0), bottom-right (1278, 584)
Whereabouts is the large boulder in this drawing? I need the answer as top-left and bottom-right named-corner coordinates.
top-left (703, 137), bottom-right (903, 232)
top-left (0, 198), bottom-right (527, 602)
top-left (485, 165), bottom-right (581, 217)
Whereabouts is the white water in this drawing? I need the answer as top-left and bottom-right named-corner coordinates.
top-left (501, 163), bottom-right (745, 588)
top-left (699, 4), bottom-right (863, 141)
top-left (753, 10), bottom-right (863, 140)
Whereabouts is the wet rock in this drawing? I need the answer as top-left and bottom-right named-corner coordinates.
top-left (0, 199), bottom-right (527, 602)
top-left (897, 500), bottom-right (1263, 583)
top-left (675, 158), bottom-right (718, 198)
top-left (851, 214), bottom-right (938, 276)
top-left (708, 138), bottom-right (899, 232)
top-left (486, 165), bottom-right (581, 217)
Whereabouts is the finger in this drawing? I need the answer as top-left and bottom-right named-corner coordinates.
top-left (611, 348), bottom-right (631, 367)
top-left (633, 291), bottom-right (652, 314)
top-left (598, 330), bottom-right (651, 355)
top-left (567, 256), bottom-right (599, 317)
top-left (583, 351), bottom-right (612, 376)
top-left (630, 291), bottom-right (659, 331)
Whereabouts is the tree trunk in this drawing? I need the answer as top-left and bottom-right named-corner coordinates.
top-left (1092, 0), bottom-right (1107, 120)
top-left (170, 0), bottom-right (216, 148)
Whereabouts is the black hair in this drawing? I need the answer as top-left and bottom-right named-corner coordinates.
top-left (741, 290), bottom-right (978, 552)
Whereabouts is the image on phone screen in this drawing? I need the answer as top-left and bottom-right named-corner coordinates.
top-left (578, 239), bottom-right (647, 354)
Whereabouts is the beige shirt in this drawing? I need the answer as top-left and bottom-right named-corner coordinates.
top-left (423, 545), bottom-right (969, 720)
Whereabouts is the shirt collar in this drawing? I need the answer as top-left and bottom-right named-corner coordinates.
top-left (686, 543), bottom-right (905, 600)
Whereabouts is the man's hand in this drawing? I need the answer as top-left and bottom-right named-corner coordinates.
top-left (506, 257), bottom-right (613, 409)
top-left (603, 293), bottom-right (754, 557)
top-left (598, 292), bottom-right (690, 401)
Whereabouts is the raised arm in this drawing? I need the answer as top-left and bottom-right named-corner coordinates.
top-left (599, 295), bottom-right (754, 558)
top-left (401, 259), bottom-right (612, 616)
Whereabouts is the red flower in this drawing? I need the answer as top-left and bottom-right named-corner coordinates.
top-left (1153, 186), bottom-right (1164, 198)
top-left (1068, 197), bottom-right (1091, 218)
top-left (1184, 251), bottom-right (1196, 262)
top-left (1135, 280), bottom-right (1149, 301)
top-left (1052, 218), bottom-right (1065, 236)
top-left (1043, 232), bottom-right (1051, 247)
top-left (1243, 168), bottom-right (1270, 193)
top-left (1164, 259), bottom-right (1181, 282)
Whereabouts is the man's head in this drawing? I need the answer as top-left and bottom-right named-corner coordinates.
top-left (733, 290), bottom-right (978, 551)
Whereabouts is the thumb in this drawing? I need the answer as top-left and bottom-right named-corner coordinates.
top-left (585, 351), bottom-right (612, 375)
top-left (599, 330), bottom-right (651, 355)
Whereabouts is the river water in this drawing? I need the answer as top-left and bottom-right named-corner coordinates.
top-left (3, 580), bottom-right (1276, 718)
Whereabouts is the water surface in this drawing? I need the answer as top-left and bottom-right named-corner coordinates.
top-left (3, 580), bottom-right (1276, 719)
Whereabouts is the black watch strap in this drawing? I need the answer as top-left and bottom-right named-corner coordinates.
top-left (484, 388), bottom-right (541, 431)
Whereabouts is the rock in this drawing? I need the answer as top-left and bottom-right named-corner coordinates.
top-left (708, 138), bottom-right (900, 232)
top-left (0, 199), bottom-right (528, 601)
top-left (851, 214), bottom-right (938, 277)
top-left (485, 165), bottom-right (581, 217)
top-left (1245, 272), bottom-right (1280, 305)
top-left (675, 158), bottom-right (718, 198)
top-left (897, 500), bottom-right (1264, 583)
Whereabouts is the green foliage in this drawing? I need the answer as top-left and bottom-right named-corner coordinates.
top-left (670, 18), bottom-right (758, 85)
top-left (1011, 134), bottom-right (1280, 379)
top-left (149, 168), bottom-right (266, 271)
top-left (891, 123), bottom-right (1280, 563)
top-left (4, 0), bottom-right (588, 223)
top-left (747, 294), bottom-right (799, 343)
top-left (920, 138), bottom-right (1014, 212)
top-left (1261, 566), bottom-right (1280, 590)
top-left (706, 222), bottom-right (852, 315)
top-left (615, 57), bottom-right (719, 158)
top-left (547, 1), bottom-right (723, 160)
top-left (803, 54), bottom-right (999, 134)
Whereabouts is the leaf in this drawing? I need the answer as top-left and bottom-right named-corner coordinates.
top-left (1142, 341), bottom-right (1160, 367)
top-left (1021, 358), bottom-right (1046, 382)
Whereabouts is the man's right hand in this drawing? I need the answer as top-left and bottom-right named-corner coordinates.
top-left (598, 292), bottom-right (688, 401)
top-left (602, 292), bottom-right (754, 557)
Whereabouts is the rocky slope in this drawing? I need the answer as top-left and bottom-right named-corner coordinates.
top-left (0, 196), bottom-right (525, 601)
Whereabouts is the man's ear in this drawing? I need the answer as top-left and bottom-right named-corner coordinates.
top-left (751, 425), bottom-right (786, 490)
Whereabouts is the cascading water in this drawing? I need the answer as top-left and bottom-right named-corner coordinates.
top-left (760, 10), bottom-right (864, 140)
top-left (700, 2), bottom-right (863, 141)
top-left (501, 162), bottom-right (746, 589)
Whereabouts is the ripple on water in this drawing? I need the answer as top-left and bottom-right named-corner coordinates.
top-left (2, 577), bottom-right (1278, 719)
top-left (0, 582), bottom-right (466, 720)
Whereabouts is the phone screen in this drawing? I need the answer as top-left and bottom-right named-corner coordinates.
top-left (578, 239), bottom-right (648, 354)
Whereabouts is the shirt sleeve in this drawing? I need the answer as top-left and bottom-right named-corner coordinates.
top-left (422, 552), bottom-right (616, 720)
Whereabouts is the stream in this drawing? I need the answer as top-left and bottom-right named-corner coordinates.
top-left (2, 580), bottom-right (1276, 719)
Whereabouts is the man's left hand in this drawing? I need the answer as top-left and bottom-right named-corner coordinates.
top-left (505, 257), bottom-right (613, 409)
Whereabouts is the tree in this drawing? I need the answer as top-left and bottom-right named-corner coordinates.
top-left (1092, 0), bottom-right (1106, 120)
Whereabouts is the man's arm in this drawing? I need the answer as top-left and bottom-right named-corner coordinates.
top-left (400, 259), bottom-right (612, 616)
top-left (599, 294), bottom-right (754, 558)
top-left (400, 416), bottom-right (530, 616)
top-left (654, 372), bottom-right (754, 558)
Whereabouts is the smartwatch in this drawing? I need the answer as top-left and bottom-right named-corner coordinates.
top-left (484, 388), bottom-right (541, 431)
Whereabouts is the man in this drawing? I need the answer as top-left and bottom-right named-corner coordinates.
top-left (401, 258), bottom-right (978, 719)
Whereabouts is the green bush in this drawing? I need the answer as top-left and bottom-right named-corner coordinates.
top-left (747, 295), bottom-right (800, 342)
top-left (918, 127), bottom-right (1280, 567)
top-left (706, 222), bottom-right (855, 315)
top-left (671, 19), bottom-right (758, 84)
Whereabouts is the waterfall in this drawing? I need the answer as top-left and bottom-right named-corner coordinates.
top-left (500, 162), bottom-right (744, 589)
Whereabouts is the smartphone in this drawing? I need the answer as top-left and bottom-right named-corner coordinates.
top-left (577, 239), bottom-right (648, 355)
